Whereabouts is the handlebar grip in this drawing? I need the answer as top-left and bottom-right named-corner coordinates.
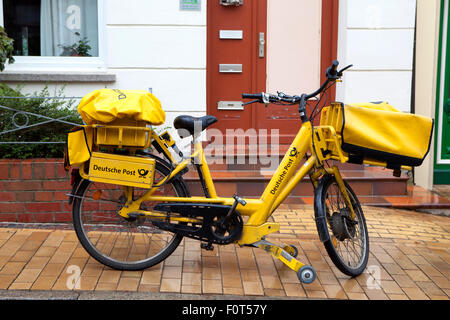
top-left (326, 60), bottom-right (340, 79)
top-left (242, 93), bottom-right (263, 100)
top-left (329, 60), bottom-right (339, 75)
top-left (331, 60), bottom-right (339, 71)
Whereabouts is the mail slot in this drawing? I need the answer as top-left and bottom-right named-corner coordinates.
top-left (220, 0), bottom-right (243, 6)
top-left (220, 30), bottom-right (243, 39)
top-left (218, 101), bottom-right (244, 110)
top-left (219, 64), bottom-right (243, 73)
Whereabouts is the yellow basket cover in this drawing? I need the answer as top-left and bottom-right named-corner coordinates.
top-left (77, 89), bottom-right (165, 125)
top-left (341, 102), bottom-right (434, 167)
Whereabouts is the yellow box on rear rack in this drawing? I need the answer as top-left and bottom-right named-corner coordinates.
top-left (94, 118), bottom-right (151, 149)
top-left (87, 152), bottom-right (155, 188)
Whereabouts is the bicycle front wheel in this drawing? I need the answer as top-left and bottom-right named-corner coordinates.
top-left (72, 158), bottom-right (189, 271)
top-left (314, 174), bottom-right (369, 277)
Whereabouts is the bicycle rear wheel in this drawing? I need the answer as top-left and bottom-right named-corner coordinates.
top-left (314, 174), bottom-right (369, 277)
top-left (72, 157), bottom-right (189, 271)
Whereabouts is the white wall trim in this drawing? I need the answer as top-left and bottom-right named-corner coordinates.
top-left (336, 0), bottom-right (348, 102)
top-left (0, 0), bottom-right (3, 27)
top-left (109, 67), bottom-right (206, 70)
top-left (107, 24), bottom-right (207, 28)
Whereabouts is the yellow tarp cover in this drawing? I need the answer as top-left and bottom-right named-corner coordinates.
top-left (341, 102), bottom-right (434, 166)
top-left (77, 89), bottom-right (165, 125)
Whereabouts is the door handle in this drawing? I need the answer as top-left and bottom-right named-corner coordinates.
top-left (259, 32), bottom-right (265, 58)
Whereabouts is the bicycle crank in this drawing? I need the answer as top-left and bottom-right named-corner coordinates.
top-left (151, 203), bottom-right (243, 245)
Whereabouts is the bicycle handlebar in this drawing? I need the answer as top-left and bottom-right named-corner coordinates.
top-left (242, 93), bottom-right (263, 100)
top-left (241, 61), bottom-right (353, 117)
top-left (241, 92), bottom-right (299, 105)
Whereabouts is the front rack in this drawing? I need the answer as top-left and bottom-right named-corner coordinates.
top-left (315, 103), bottom-right (412, 171)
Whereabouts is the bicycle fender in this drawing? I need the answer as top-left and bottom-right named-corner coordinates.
top-left (313, 174), bottom-right (332, 243)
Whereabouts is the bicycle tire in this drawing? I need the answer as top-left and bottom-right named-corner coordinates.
top-left (72, 157), bottom-right (189, 271)
top-left (314, 174), bottom-right (369, 277)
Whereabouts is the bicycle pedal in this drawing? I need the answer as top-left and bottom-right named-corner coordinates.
top-left (200, 242), bottom-right (214, 251)
top-left (233, 194), bottom-right (247, 206)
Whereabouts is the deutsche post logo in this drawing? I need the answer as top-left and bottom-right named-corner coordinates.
top-left (113, 89), bottom-right (127, 100)
top-left (138, 169), bottom-right (150, 179)
top-left (289, 147), bottom-right (298, 158)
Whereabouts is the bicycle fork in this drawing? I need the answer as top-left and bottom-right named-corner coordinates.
top-left (245, 166), bottom-right (355, 284)
top-left (311, 165), bottom-right (356, 219)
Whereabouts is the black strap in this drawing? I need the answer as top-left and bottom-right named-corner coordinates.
top-left (347, 154), bottom-right (364, 165)
top-left (386, 163), bottom-right (401, 170)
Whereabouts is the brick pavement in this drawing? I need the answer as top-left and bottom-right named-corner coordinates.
top-left (0, 205), bottom-right (448, 300)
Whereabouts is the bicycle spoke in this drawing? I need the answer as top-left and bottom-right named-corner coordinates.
top-left (324, 180), bottom-right (368, 271)
top-left (74, 165), bottom-right (184, 268)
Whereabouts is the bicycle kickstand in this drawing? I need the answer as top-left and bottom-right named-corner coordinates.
top-left (252, 239), bottom-right (317, 284)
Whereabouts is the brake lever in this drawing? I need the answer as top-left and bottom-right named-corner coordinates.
top-left (243, 100), bottom-right (259, 106)
top-left (277, 92), bottom-right (299, 103)
top-left (262, 93), bottom-right (271, 106)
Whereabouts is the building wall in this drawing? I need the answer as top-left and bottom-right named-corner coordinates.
top-left (336, 0), bottom-right (417, 112)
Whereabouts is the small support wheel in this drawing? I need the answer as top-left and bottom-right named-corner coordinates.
top-left (283, 244), bottom-right (298, 258)
top-left (297, 266), bottom-right (316, 284)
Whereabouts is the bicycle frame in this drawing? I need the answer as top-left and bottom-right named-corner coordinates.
top-left (110, 120), bottom-right (355, 247)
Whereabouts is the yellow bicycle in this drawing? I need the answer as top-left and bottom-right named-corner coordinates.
top-left (69, 61), bottom-right (409, 284)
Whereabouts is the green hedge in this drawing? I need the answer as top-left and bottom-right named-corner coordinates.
top-left (0, 84), bottom-right (83, 159)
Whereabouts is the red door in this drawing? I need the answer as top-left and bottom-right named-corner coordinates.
top-left (207, 0), bottom-right (338, 142)
top-left (206, 0), bottom-right (266, 134)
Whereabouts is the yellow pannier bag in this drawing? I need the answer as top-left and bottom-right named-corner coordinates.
top-left (64, 126), bottom-right (94, 169)
top-left (77, 89), bottom-right (165, 125)
top-left (337, 102), bottom-right (434, 168)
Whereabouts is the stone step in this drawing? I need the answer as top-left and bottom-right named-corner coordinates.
top-left (183, 166), bottom-right (409, 197)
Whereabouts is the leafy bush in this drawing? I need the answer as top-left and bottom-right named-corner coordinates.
top-left (0, 27), bottom-right (15, 71)
top-left (0, 84), bottom-right (83, 159)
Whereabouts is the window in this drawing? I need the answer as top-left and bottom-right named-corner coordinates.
top-left (0, 0), bottom-right (106, 72)
top-left (3, 0), bottom-right (98, 57)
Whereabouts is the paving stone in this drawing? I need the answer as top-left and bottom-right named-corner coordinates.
top-left (203, 279), bottom-right (223, 294)
top-left (242, 281), bottom-right (264, 296)
top-left (160, 278), bottom-right (181, 293)
top-left (116, 277), bottom-right (139, 292)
